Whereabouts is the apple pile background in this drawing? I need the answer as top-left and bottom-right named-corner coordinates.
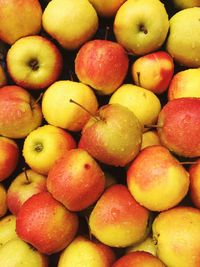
top-left (0, 0), bottom-right (200, 267)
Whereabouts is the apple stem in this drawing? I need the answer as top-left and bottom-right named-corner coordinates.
top-left (144, 124), bottom-right (162, 129)
top-left (69, 70), bottom-right (74, 81)
top-left (137, 72), bottom-right (141, 87)
top-left (105, 26), bottom-right (110, 40)
top-left (69, 99), bottom-right (101, 121)
top-left (35, 93), bottom-right (43, 104)
top-left (180, 161), bottom-right (197, 165)
top-left (23, 167), bottom-right (30, 184)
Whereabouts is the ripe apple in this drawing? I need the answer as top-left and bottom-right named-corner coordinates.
top-left (0, 183), bottom-right (7, 218)
top-left (42, 80), bottom-right (98, 132)
top-left (0, 136), bottom-right (19, 181)
top-left (0, 238), bottom-right (48, 267)
top-left (0, 85), bottom-right (42, 139)
top-left (42, 0), bottom-right (98, 50)
top-left (22, 124), bottom-right (76, 175)
top-left (166, 7), bottom-right (200, 67)
top-left (141, 131), bottom-right (161, 150)
top-left (127, 236), bottom-right (157, 256)
top-left (89, 184), bottom-right (149, 248)
top-left (132, 51), bottom-right (174, 94)
top-left (7, 169), bottom-right (47, 215)
top-left (127, 145), bottom-right (189, 211)
top-left (47, 148), bottom-right (105, 211)
top-left (189, 159), bottom-right (200, 208)
top-left (58, 235), bottom-right (116, 267)
top-left (172, 0), bottom-right (200, 9)
top-left (0, 215), bottom-right (18, 247)
top-left (79, 103), bottom-right (142, 167)
top-left (16, 191), bottom-right (79, 255)
top-left (157, 97), bottom-right (200, 158)
top-left (7, 35), bottom-right (63, 90)
top-left (75, 39), bottom-right (129, 95)
top-left (0, 65), bottom-right (6, 88)
top-left (152, 206), bottom-right (200, 267)
top-left (112, 251), bottom-right (165, 267)
top-left (109, 84), bottom-right (161, 131)
top-left (114, 0), bottom-right (169, 55)
top-left (168, 68), bottom-right (200, 100)
top-left (0, 0), bottom-right (42, 45)
top-left (88, 0), bottom-right (127, 17)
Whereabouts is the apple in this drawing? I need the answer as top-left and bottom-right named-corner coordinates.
top-left (0, 215), bottom-right (18, 247)
top-left (127, 236), bottom-right (157, 256)
top-left (109, 84), bottom-right (161, 131)
top-left (114, 0), bottom-right (169, 55)
top-left (157, 97), bottom-right (200, 158)
top-left (0, 65), bottom-right (6, 88)
top-left (152, 206), bottom-right (200, 267)
top-left (42, 0), bottom-right (98, 50)
top-left (47, 148), bottom-right (105, 212)
top-left (58, 235), bottom-right (116, 267)
top-left (22, 124), bottom-right (76, 175)
top-left (0, 136), bottom-right (19, 181)
top-left (0, 238), bottom-right (48, 267)
top-left (127, 145), bottom-right (189, 211)
top-left (132, 51), bottom-right (174, 94)
top-left (0, 0), bottom-right (42, 45)
top-left (16, 191), bottom-right (79, 255)
top-left (189, 159), bottom-right (200, 208)
top-left (166, 8), bottom-right (200, 67)
top-left (42, 80), bottom-right (98, 132)
top-left (75, 39), bottom-right (129, 95)
top-left (6, 35), bottom-right (63, 90)
top-left (172, 0), bottom-right (200, 9)
top-left (88, 0), bottom-right (127, 17)
top-left (168, 68), bottom-right (200, 100)
top-left (7, 169), bottom-right (47, 215)
top-left (79, 103), bottom-right (142, 167)
top-left (89, 184), bottom-right (150, 248)
top-left (0, 85), bottom-right (42, 139)
top-left (141, 131), bottom-right (161, 150)
top-left (0, 183), bottom-right (7, 218)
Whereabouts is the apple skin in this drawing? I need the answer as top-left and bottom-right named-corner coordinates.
top-left (79, 103), bottom-right (142, 167)
top-left (58, 235), bottom-right (116, 267)
top-left (89, 184), bottom-right (149, 248)
top-left (0, 65), bottom-right (7, 88)
top-left (172, 0), bottom-right (200, 9)
top-left (0, 215), bottom-right (18, 247)
top-left (75, 39), bottom-right (129, 95)
top-left (42, 80), bottom-right (98, 132)
top-left (0, 238), bottom-right (48, 267)
top-left (0, 183), bottom-right (7, 218)
top-left (42, 0), bottom-right (98, 50)
top-left (47, 148), bottom-right (105, 212)
top-left (7, 169), bottom-right (47, 215)
top-left (166, 8), bottom-right (200, 67)
top-left (157, 97), bottom-right (200, 158)
top-left (16, 191), bottom-right (79, 255)
top-left (168, 68), bottom-right (200, 100)
top-left (127, 236), bottom-right (157, 256)
top-left (152, 206), bottom-right (200, 267)
top-left (114, 0), bottom-right (169, 55)
top-left (7, 35), bottom-right (63, 90)
top-left (112, 251), bottom-right (165, 267)
top-left (127, 145), bottom-right (189, 211)
top-left (0, 0), bottom-right (42, 45)
top-left (141, 131), bottom-right (161, 150)
top-left (189, 159), bottom-right (200, 208)
top-left (0, 136), bottom-right (19, 181)
top-left (22, 124), bottom-right (76, 175)
top-left (0, 85), bottom-right (42, 139)
top-left (132, 51), bottom-right (174, 94)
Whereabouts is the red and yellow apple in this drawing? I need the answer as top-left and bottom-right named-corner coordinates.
top-left (89, 0), bottom-right (127, 17)
top-left (0, 183), bottom-right (7, 218)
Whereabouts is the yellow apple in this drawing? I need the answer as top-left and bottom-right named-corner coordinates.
top-left (0, 183), bottom-right (7, 217)
top-left (42, 80), bottom-right (98, 132)
top-left (0, 215), bottom-right (18, 247)
top-left (42, 0), bottom-right (98, 50)
top-left (141, 131), bottom-right (161, 150)
top-left (114, 0), bottom-right (169, 55)
top-left (109, 84), bottom-right (161, 131)
top-left (0, 65), bottom-right (6, 88)
top-left (172, 0), bottom-right (200, 9)
top-left (166, 7), bottom-right (200, 67)
top-left (127, 236), bottom-right (157, 256)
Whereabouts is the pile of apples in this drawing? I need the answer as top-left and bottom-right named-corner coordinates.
top-left (0, 0), bottom-right (200, 266)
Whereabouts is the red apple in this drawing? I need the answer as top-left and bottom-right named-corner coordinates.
top-left (16, 191), bottom-right (79, 255)
top-left (0, 136), bottom-right (19, 181)
top-left (47, 148), bottom-right (105, 211)
top-left (75, 39), bottom-right (129, 95)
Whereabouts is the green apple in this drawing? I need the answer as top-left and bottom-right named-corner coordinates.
top-left (42, 0), bottom-right (98, 50)
top-left (114, 0), bottom-right (169, 55)
top-left (166, 7), bottom-right (200, 67)
top-left (6, 35), bottom-right (63, 90)
top-left (0, 0), bottom-right (42, 45)
top-left (0, 215), bottom-right (17, 247)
